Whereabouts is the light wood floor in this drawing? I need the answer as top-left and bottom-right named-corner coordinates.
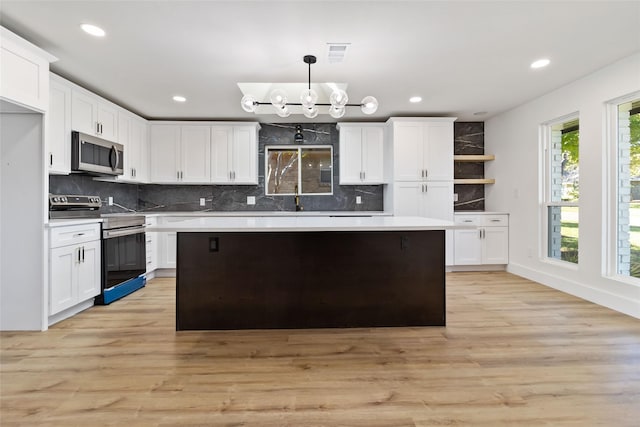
top-left (1, 272), bottom-right (639, 426)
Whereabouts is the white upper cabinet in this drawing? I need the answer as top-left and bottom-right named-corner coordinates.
top-left (338, 123), bottom-right (384, 185)
top-left (211, 123), bottom-right (259, 184)
top-left (1, 26), bottom-right (56, 112)
top-left (129, 115), bottom-right (149, 182)
top-left (149, 123), bottom-right (212, 184)
top-left (118, 111), bottom-right (149, 183)
top-left (150, 124), bottom-right (181, 183)
top-left (180, 125), bottom-right (211, 182)
top-left (48, 75), bottom-right (71, 174)
top-left (71, 88), bottom-right (118, 142)
top-left (389, 118), bottom-right (455, 182)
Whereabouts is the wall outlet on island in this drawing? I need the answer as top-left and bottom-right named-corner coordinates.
top-left (108, 196), bottom-right (113, 206)
top-left (247, 196), bottom-right (256, 205)
top-left (199, 198), bottom-right (206, 206)
top-left (356, 196), bottom-right (362, 204)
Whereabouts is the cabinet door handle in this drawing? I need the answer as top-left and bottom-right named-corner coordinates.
top-left (73, 233), bottom-right (85, 237)
top-left (177, 171), bottom-right (180, 180)
top-left (77, 247), bottom-right (81, 263)
top-left (82, 246), bottom-right (85, 262)
top-left (50, 153), bottom-right (53, 166)
top-left (425, 169), bottom-right (428, 178)
top-left (421, 169), bottom-right (424, 178)
top-left (362, 171), bottom-right (365, 180)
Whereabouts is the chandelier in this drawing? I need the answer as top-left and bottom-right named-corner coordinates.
top-left (240, 55), bottom-right (378, 119)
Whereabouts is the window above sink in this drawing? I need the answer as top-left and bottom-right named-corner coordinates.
top-left (265, 145), bottom-right (333, 195)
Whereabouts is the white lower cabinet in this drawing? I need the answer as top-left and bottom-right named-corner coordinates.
top-left (49, 223), bottom-right (101, 315)
top-left (158, 231), bottom-right (177, 269)
top-left (145, 217), bottom-right (158, 273)
top-left (453, 213), bottom-right (509, 266)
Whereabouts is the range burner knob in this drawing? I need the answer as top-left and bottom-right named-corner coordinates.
top-left (53, 197), bottom-right (59, 203)
top-left (61, 197), bottom-right (67, 203)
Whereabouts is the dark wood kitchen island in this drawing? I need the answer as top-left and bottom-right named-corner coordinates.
top-left (163, 216), bottom-right (454, 330)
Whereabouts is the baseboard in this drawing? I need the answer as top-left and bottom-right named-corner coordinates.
top-left (48, 299), bottom-right (94, 327)
top-left (507, 262), bottom-right (640, 319)
top-left (154, 268), bottom-right (176, 278)
top-left (449, 265), bottom-right (506, 272)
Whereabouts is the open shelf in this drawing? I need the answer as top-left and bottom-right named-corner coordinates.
top-left (453, 154), bottom-right (495, 162)
top-left (454, 178), bottom-right (496, 184)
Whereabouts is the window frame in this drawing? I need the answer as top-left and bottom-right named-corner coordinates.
top-left (606, 91), bottom-right (640, 285)
top-left (540, 112), bottom-right (580, 267)
top-left (264, 144), bottom-right (334, 196)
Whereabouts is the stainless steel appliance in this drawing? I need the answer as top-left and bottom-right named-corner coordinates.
top-left (71, 131), bottom-right (124, 176)
top-left (97, 216), bottom-right (146, 304)
top-left (48, 194), bottom-right (102, 219)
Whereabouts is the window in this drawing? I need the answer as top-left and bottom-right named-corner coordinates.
top-left (265, 145), bottom-right (333, 195)
top-left (543, 116), bottom-right (579, 264)
top-left (614, 96), bottom-right (640, 279)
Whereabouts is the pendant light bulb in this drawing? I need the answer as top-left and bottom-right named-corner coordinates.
top-left (300, 88), bottom-right (318, 108)
top-left (303, 106), bottom-right (319, 119)
top-left (270, 89), bottom-right (287, 108)
top-left (329, 106), bottom-right (346, 119)
top-left (360, 96), bottom-right (378, 115)
top-left (330, 89), bottom-right (348, 107)
top-left (241, 94), bottom-right (257, 112)
top-left (276, 105), bottom-right (291, 118)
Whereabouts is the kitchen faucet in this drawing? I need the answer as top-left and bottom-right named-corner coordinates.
top-left (294, 184), bottom-right (303, 211)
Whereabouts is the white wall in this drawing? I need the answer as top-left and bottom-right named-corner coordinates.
top-left (0, 111), bottom-right (47, 330)
top-left (485, 53), bottom-right (640, 318)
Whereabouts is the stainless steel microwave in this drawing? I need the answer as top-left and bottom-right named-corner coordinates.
top-left (71, 131), bottom-right (124, 176)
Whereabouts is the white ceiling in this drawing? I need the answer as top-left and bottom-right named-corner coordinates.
top-left (1, 1), bottom-right (639, 123)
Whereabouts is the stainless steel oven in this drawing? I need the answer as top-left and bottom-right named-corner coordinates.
top-left (97, 216), bottom-right (146, 304)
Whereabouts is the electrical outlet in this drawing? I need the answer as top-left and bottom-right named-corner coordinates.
top-left (108, 196), bottom-right (113, 206)
top-left (247, 196), bottom-right (256, 205)
top-left (356, 196), bottom-right (362, 204)
top-left (453, 193), bottom-right (459, 202)
top-left (199, 198), bottom-right (206, 206)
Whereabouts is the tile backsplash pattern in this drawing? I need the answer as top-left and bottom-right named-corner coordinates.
top-left (454, 122), bottom-right (485, 211)
top-left (50, 123), bottom-right (384, 213)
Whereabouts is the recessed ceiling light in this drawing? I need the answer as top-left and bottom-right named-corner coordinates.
top-left (80, 24), bottom-right (105, 37)
top-left (530, 58), bottom-right (550, 69)
top-left (473, 111), bottom-right (488, 116)
top-left (173, 95), bottom-right (186, 102)
top-left (409, 96), bottom-right (422, 103)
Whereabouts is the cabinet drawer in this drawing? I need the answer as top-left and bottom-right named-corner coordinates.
top-left (454, 215), bottom-right (480, 225)
top-left (481, 215), bottom-right (509, 226)
top-left (50, 223), bottom-right (101, 248)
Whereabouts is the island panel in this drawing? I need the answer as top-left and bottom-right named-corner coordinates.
top-left (176, 230), bottom-right (445, 330)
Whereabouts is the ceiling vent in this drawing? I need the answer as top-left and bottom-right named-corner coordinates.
top-left (326, 43), bottom-right (350, 63)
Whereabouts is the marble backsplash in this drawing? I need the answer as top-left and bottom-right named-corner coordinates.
top-left (454, 122), bottom-right (485, 211)
top-left (50, 123), bottom-right (384, 213)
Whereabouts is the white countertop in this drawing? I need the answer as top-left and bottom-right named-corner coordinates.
top-left (46, 218), bottom-right (103, 228)
top-left (136, 211), bottom-right (390, 217)
top-left (455, 211), bottom-right (509, 215)
top-left (147, 215), bottom-right (455, 232)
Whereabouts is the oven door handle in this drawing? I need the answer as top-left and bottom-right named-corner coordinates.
top-left (102, 227), bottom-right (145, 239)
